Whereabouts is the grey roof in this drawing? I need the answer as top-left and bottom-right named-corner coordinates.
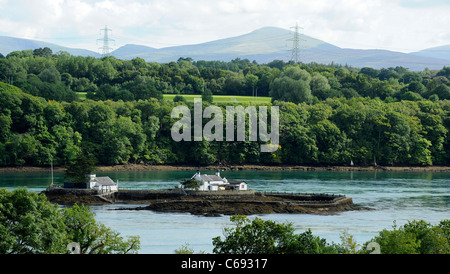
top-left (199, 174), bottom-right (223, 182)
top-left (229, 180), bottom-right (246, 185)
top-left (92, 176), bottom-right (116, 186)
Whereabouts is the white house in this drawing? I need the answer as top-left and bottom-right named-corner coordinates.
top-left (89, 174), bottom-right (119, 192)
top-left (228, 180), bottom-right (248, 191)
top-left (182, 170), bottom-right (247, 191)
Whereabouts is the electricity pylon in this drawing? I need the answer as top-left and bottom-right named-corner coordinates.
top-left (287, 22), bottom-right (304, 63)
top-left (97, 25), bottom-right (115, 56)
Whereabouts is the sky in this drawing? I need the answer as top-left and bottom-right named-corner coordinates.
top-left (0, 0), bottom-right (450, 53)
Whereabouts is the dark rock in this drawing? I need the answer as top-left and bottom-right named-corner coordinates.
top-left (42, 188), bottom-right (362, 216)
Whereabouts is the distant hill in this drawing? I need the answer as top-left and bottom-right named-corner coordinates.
top-left (410, 44), bottom-right (450, 61)
top-left (1, 27), bottom-right (450, 71)
top-left (304, 47), bottom-right (450, 71)
top-left (0, 36), bottom-right (100, 57)
top-left (111, 27), bottom-right (338, 64)
top-left (110, 27), bottom-right (450, 71)
top-left (111, 44), bottom-right (158, 60)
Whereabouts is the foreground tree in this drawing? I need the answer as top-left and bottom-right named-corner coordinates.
top-left (62, 204), bottom-right (140, 254)
top-left (0, 188), bottom-right (140, 254)
top-left (372, 220), bottom-right (450, 254)
top-left (212, 215), bottom-right (341, 254)
top-left (0, 188), bottom-right (66, 254)
top-left (208, 215), bottom-right (450, 254)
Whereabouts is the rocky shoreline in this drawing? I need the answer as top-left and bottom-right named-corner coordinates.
top-left (126, 196), bottom-right (359, 217)
top-left (3, 163), bottom-right (450, 174)
top-left (42, 188), bottom-right (363, 217)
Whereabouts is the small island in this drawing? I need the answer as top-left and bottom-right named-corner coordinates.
top-left (42, 170), bottom-right (358, 217)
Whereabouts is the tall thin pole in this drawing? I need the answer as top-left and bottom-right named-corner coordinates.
top-left (51, 160), bottom-right (54, 185)
top-left (287, 22), bottom-right (304, 63)
top-left (97, 25), bottom-right (115, 56)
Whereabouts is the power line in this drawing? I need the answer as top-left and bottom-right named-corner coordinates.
top-left (97, 25), bottom-right (115, 56)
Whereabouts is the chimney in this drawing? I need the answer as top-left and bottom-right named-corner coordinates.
top-left (216, 170), bottom-right (220, 177)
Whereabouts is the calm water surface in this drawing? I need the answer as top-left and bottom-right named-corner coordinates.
top-left (1, 170), bottom-right (449, 254)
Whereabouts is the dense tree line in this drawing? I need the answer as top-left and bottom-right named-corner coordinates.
top-left (1, 48), bottom-right (450, 103)
top-left (1, 49), bottom-right (450, 167)
top-left (1, 79), bottom-right (450, 167)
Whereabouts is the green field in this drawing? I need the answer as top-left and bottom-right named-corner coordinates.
top-left (163, 94), bottom-right (272, 103)
top-left (76, 92), bottom-right (272, 103)
top-left (77, 92), bottom-right (88, 100)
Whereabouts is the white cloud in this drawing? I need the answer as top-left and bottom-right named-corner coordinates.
top-left (0, 0), bottom-right (449, 53)
top-left (67, 0), bottom-right (93, 22)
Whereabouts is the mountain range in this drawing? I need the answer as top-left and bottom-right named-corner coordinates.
top-left (0, 35), bottom-right (101, 58)
top-left (1, 27), bottom-right (449, 71)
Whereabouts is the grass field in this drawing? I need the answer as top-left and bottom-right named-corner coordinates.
top-left (76, 92), bottom-right (272, 104)
top-left (77, 92), bottom-right (88, 100)
top-left (163, 94), bottom-right (272, 103)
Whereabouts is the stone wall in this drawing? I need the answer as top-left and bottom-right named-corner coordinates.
top-left (114, 189), bottom-right (257, 202)
top-left (45, 187), bottom-right (99, 196)
top-left (184, 189), bottom-right (256, 196)
top-left (264, 192), bottom-right (344, 202)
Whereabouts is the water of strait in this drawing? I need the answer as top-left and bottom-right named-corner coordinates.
top-left (1, 170), bottom-right (449, 254)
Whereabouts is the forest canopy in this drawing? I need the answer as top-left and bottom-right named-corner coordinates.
top-left (1, 49), bottom-right (450, 167)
